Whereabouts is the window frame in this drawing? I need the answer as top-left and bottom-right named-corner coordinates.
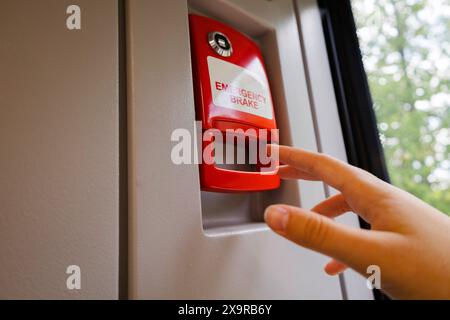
top-left (317, 0), bottom-right (391, 300)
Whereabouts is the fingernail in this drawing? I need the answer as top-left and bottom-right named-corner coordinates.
top-left (264, 206), bottom-right (289, 232)
top-left (266, 144), bottom-right (278, 157)
top-left (326, 269), bottom-right (342, 276)
top-left (266, 144), bottom-right (272, 157)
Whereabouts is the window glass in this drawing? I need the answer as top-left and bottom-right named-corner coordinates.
top-left (352, 0), bottom-right (450, 214)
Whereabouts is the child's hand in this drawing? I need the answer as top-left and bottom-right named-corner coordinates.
top-left (264, 145), bottom-right (450, 299)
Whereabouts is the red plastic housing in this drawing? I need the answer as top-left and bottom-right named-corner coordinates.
top-left (189, 14), bottom-right (279, 192)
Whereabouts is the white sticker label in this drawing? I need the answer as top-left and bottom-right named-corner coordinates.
top-left (208, 56), bottom-right (273, 119)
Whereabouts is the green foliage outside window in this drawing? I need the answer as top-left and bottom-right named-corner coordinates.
top-left (352, 0), bottom-right (450, 214)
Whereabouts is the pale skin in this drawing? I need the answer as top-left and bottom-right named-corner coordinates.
top-left (264, 144), bottom-right (450, 299)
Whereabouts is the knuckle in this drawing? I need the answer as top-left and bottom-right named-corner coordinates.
top-left (341, 167), bottom-right (369, 193)
top-left (352, 167), bottom-right (371, 181)
top-left (305, 154), bottom-right (324, 174)
top-left (299, 214), bottom-right (329, 249)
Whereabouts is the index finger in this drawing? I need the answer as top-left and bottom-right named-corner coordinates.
top-left (269, 144), bottom-right (364, 193)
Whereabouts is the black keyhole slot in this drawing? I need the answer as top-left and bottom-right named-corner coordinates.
top-left (215, 33), bottom-right (231, 50)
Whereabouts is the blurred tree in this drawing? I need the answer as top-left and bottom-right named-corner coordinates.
top-left (352, 0), bottom-right (450, 214)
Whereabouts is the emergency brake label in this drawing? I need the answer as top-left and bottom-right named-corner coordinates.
top-left (207, 56), bottom-right (273, 119)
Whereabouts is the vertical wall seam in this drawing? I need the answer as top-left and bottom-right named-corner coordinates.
top-left (292, 0), bottom-right (348, 300)
top-left (118, 0), bottom-right (129, 300)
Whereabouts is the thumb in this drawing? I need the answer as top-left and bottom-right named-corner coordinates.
top-left (264, 204), bottom-right (376, 271)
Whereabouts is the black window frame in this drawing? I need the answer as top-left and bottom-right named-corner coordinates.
top-left (318, 0), bottom-right (390, 300)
